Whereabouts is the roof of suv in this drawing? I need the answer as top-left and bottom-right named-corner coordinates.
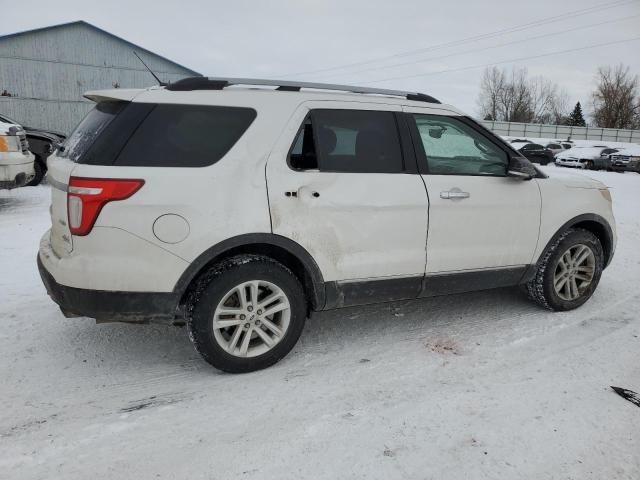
top-left (84, 77), bottom-right (464, 115)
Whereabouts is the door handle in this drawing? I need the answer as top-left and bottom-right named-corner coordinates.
top-left (440, 190), bottom-right (470, 199)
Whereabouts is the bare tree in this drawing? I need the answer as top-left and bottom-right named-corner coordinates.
top-left (476, 66), bottom-right (569, 124)
top-left (477, 66), bottom-right (505, 121)
top-left (550, 88), bottom-right (571, 125)
top-left (500, 67), bottom-right (532, 122)
top-left (592, 64), bottom-right (639, 129)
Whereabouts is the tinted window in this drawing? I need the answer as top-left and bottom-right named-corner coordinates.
top-left (290, 109), bottom-right (403, 173)
top-left (61, 101), bottom-right (126, 162)
top-left (547, 143), bottom-right (561, 149)
top-left (413, 114), bottom-right (507, 176)
top-left (116, 105), bottom-right (256, 167)
top-left (524, 143), bottom-right (544, 151)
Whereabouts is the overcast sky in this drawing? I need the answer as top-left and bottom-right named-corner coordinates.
top-left (2, 0), bottom-right (640, 116)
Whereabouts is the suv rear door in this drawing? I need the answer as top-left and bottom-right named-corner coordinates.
top-left (266, 102), bottom-right (429, 302)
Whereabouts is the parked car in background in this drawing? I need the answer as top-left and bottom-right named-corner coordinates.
top-left (0, 114), bottom-right (66, 185)
top-left (608, 146), bottom-right (640, 172)
top-left (38, 78), bottom-right (616, 373)
top-left (514, 142), bottom-right (554, 165)
top-left (544, 142), bottom-right (565, 156)
top-left (555, 147), bottom-right (619, 170)
top-left (0, 118), bottom-right (35, 189)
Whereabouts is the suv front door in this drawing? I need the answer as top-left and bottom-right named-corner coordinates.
top-left (403, 108), bottom-right (541, 281)
top-left (266, 102), bottom-right (429, 304)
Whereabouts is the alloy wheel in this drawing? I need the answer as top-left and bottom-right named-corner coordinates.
top-left (553, 244), bottom-right (596, 301)
top-left (212, 280), bottom-right (291, 358)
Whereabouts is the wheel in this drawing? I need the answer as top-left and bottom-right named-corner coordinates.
top-left (186, 255), bottom-right (307, 373)
top-left (26, 156), bottom-right (46, 186)
top-left (584, 160), bottom-right (594, 170)
top-left (526, 228), bottom-right (604, 311)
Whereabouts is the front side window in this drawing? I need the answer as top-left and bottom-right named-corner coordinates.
top-left (289, 109), bottom-right (403, 173)
top-left (412, 114), bottom-right (508, 176)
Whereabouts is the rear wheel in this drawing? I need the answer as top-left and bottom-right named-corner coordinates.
top-left (186, 255), bottom-right (307, 373)
top-left (526, 228), bottom-right (604, 311)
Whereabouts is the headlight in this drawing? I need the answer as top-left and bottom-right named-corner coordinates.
top-left (598, 187), bottom-right (612, 202)
top-left (0, 135), bottom-right (21, 152)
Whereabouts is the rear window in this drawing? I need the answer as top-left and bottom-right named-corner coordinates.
top-left (61, 101), bottom-right (126, 162)
top-left (115, 105), bottom-right (256, 167)
top-left (62, 102), bottom-right (256, 167)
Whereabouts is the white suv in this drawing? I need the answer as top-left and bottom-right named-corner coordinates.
top-left (0, 118), bottom-right (35, 189)
top-left (38, 78), bottom-right (616, 373)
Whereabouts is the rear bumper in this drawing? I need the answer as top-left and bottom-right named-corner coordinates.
top-left (37, 253), bottom-right (181, 323)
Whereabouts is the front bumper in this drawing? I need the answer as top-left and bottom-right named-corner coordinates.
top-left (0, 155), bottom-right (35, 189)
top-left (555, 160), bottom-right (584, 169)
top-left (610, 162), bottom-right (630, 171)
top-left (37, 253), bottom-right (181, 323)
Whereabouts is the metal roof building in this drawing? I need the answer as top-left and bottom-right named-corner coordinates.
top-left (0, 21), bottom-right (199, 133)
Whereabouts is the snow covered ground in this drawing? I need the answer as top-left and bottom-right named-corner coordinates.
top-left (1, 167), bottom-right (639, 480)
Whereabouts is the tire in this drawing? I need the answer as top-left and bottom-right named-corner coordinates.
top-left (584, 160), bottom-right (594, 170)
top-left (526, 228), bottom-right (604, 311)
top-left (186, 254), bottom-right (307, 373)
top-left (26, 156), bottom-right (46, 186)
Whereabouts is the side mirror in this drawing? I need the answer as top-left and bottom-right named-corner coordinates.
top-left (429, 127), bottom-right (444, 139)
top-left (507, 156), bottom-right (535, 180)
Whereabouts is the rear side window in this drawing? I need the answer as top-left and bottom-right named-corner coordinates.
top-left (116, 105), bottom-right (256, 167)
top-left (289, 109), bottom-right (404, 173)
top-left (62, 101), bottom-right (126, 162)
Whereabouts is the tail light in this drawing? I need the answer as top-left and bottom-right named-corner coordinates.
top-left (68, 177), bottom-right (144, 236)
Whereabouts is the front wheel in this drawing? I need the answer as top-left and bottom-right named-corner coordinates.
top-left (26, 156), bottom-right (46, 186)
top-left (186, 255), bottom-right (307, 373)
top-left (584, 160), bottom-right (594, 170)
top-left (526, 228), bottom-right (604, 311)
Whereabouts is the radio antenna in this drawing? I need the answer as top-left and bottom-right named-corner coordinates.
top-left (133, 51), bottom-right (167, 86)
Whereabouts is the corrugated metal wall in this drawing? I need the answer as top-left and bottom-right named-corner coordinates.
top-left (0, 22), bottom-right (197, 133)
top-left (480, 120), bottom-right (640, 144)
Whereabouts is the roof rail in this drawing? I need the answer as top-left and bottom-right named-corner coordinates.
top-left (165, 77), bottom-right (441, 104)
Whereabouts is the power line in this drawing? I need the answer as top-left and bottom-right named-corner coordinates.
top-left (359, 35), bottom-right (640, 85)
top-left (315, 14), bottom-right (640, 82)
top-left (282, 0), bottom-right (636, 78)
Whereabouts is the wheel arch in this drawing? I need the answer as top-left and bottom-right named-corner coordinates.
top-left (538, 214), bottom-right (614, 268)
top-left (175, 233), bottom-right (326, 311)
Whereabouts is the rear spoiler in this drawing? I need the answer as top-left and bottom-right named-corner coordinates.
top-left (83, 88), bottom-right (146, 103)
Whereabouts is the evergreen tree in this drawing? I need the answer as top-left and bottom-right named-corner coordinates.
top-left (567, 102), bottom-right (586, 127)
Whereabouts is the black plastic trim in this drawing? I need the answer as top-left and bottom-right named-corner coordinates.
top-left (38, 255), bottom-right (178, 322)
top-left (167, 77), bottom-right (228, 91)
top-left (420, 266), bottom-right (528, 298)
top-left (322, 266), bottom-right (532, 309)
top-left (395, 112), bottom-right (420, 174)
top-left (324, 276), bottom-right (422, 309)
top-left (173, 233), bottom-right (326, 310)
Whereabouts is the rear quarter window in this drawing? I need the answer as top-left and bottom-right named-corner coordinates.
top-left (61, 101), bottom-right (126, 162)
top-left (115, 105), bottom-right (256, 167)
